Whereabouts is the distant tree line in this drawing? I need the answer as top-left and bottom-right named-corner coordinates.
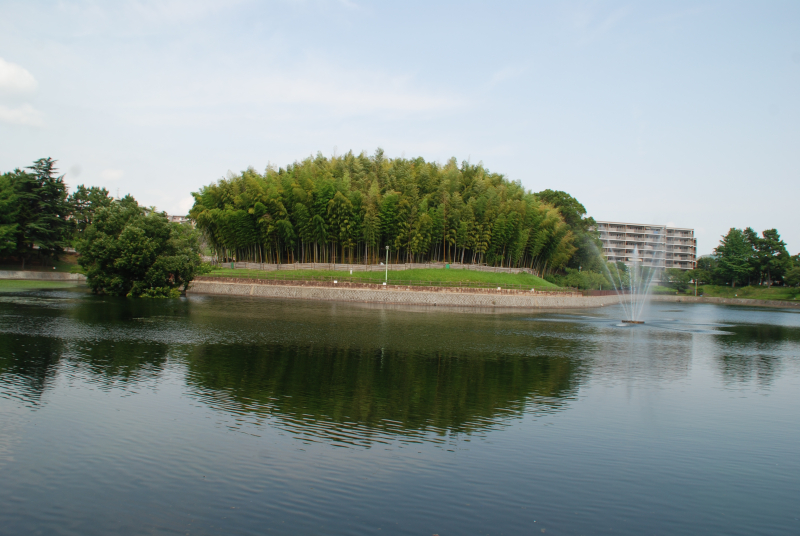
top-left (0, 158), bottom-right (203, 297)
top-left (190, 150), bottom-right (599, 275)
top-left (702, 227), bottom-right (798, 288)
top-left (663, 227), bottom-right (799, 290)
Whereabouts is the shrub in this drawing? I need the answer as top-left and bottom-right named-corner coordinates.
top-left (78, 200), bottom-right (202, 298)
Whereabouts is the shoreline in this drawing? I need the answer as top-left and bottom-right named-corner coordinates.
top-left (0, 270), bottom-right (86, 282)
top-left (1, 272), bottom-right (795, 310)
top-left (188, 276), bottom-right (617, 309)
top-left (189, 276), bottom-right (800, 310)
top-left (651, 294), bottom-right (800, 309)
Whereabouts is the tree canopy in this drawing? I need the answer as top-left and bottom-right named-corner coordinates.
top-left (190, 150), bottom-right (578, 274)
top-left (0, 158), bottom-right (72, 267)
top-left (712, 227), bottom-right (792, 288)
top-left (534, 189), bottom-right (602, 271)
top-left (78, 197), bottom-right (203, 297)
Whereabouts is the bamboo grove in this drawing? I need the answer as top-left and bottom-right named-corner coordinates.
top-left (190, 150), bottom-right (577, 274)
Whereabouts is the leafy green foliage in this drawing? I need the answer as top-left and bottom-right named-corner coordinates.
top-left (784, 266), bottom-right (800, 287)
top-left (190, 151), bottom-right (576, 275)
top-left (534, 189), bottom-right (602, 271)
top-left (77, 199), bottom-right (203, 297)
top-left (549, 268), bottom-right (610, 290)
top-left (0, 158), bottom-right (72, 267)
top-left (713, 227), bottom-right (792, 287)
top-left (68, 185), bottom-right (114, 240)
top-left (664, 267), bottom-right (691, 292)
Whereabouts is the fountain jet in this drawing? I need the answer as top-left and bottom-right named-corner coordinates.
top-left (597, 244), bottom-right (662, 323)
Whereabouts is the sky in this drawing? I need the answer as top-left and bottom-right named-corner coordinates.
top-left (0, 1), bottom-right (798, 256)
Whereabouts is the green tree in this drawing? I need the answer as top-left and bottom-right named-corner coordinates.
top-left (190, 150), bottom-right (576, 273)
top-left (664, 267), bottom-right (691, 292)
top-left (784, 266), bottom-right (800, 287)
top-left (0, 172), bottom-right (20, 257)
top-left (0, 159), bottom-right (72, 267)
top-left (752, 229), bottom-right (790, 287)
top-left (78, 199), bottom-right (203, 297)
top-left (714, 228), bottom-right (754, 288)
top-left (69, 185), bottom-right (114, 240)
top-left (534, 189), bottom-right (601, 270)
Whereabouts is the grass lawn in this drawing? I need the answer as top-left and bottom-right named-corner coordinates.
top-left (0, 279), bottom-right (81, 291)
top-left (698, 285), bottom-right (800, 301)
top-left (654, 284), bottom-right (799, 301)
top-left (0, 252), bottom-right (83, 273)
top-left (652, 285), bottom-right (685, 295)
top-left (206, 267), bottom-right (559, 289)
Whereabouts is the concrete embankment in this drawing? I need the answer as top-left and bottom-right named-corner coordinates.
top-left (652, 295), bottom-right (800, 309)
top-left (0, 270), bottom-right (86, 281)
top-left (188, 277), bottom-right (620, 309)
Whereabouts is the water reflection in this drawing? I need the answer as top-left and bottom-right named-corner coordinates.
top-left (0, 333), bottom-right (62, 406)
top-left (2, 289), bottom-right (800, 433)
top-left (0, 289), bottom-right (586, 439)
top-left (3, 290), bottom-right (800, 536)
top-left (63, 339), bottom-right (170, 389)
top-left (713, 323), bottom-right (800, 386)
top-left (184, 343), bottom-right (579, 444)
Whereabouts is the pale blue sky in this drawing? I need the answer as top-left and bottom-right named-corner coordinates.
top-left (1, 1), bottom-right (798, 255)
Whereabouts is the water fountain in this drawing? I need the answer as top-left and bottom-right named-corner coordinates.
top-left (599, 246), bottom-right (661, 324)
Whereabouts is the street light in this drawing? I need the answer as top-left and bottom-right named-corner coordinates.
top-left (385, 245), bottom-right (389, 282)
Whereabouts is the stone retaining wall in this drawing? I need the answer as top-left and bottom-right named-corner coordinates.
top-left (0, 270), bottom-right (86, 281)
top-left (194, 276), bottom-right (580, 296)
top-left (188, 278), bottom-right (618, 309)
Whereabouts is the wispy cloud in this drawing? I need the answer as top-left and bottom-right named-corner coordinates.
top-left (110, 57), bottom-right (468, 128)
top-left (0, 103), bottom-right (44, 126)
top-left (258, 68), bottom-right (466, 114)
top-left (0, 57), bottom-right (37, 94)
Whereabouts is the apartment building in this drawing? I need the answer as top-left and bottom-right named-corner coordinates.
top-left (595, 221), bottom-right (697, 270)
top-left (168, 215), bottom-right (192, 224)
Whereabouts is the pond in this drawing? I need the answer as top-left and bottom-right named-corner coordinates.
top-left (1, 287), bottom-right (798, 535)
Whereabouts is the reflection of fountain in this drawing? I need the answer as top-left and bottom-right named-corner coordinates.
top-left (600, 246), bottom-right (661, 324)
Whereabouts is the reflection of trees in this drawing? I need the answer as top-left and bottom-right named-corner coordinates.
top-left (68, 295), bottom-right (191, 325)
top-left (0, 333), bottom-right (63, 405)
top-left (185, 343), bottom-right (579, 441)
top-left (0, 292), bottom-right (175, 405)
top-left (0, 334), bottom-right (170, 404)
top-left (714, 324), bottom-right (800, 386)
top-left (65, 339), bottom-right (169, 388)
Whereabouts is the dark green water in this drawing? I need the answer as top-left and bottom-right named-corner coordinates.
top-left (1, 287), bottom-right (799, 535)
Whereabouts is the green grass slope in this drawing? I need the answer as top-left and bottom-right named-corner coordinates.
top-left (654, 284), bottom-right (799, 301)
top-left (0, 280), bottom-right (80, 291)
top-left (699, 285), bottom-right (799, 301)
top-left (206, 267), bottom-right (559, 289)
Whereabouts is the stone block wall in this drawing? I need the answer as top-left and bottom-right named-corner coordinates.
top-left (188, 278), bottom-right (618, 309)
